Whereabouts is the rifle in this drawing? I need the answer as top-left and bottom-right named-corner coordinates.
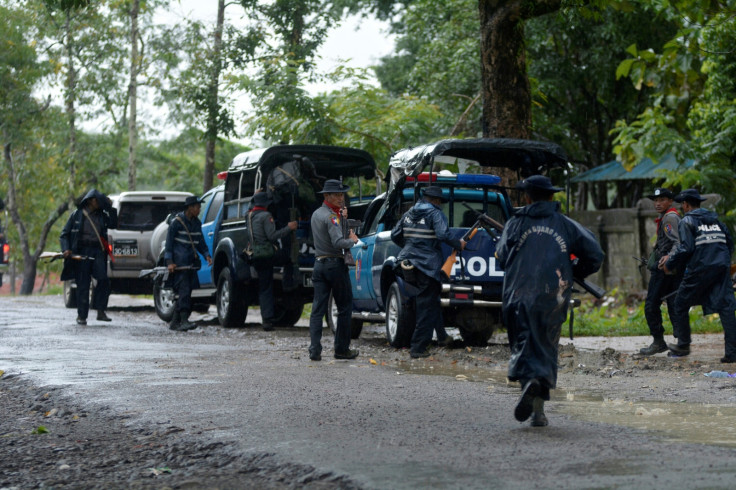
top-left (440, 221), bottom-right (482, 280)
top-left (289, 195), bottom-right (299, 265)
top-left (460, 204), bottom-right (606, 299)
top-left (39, 251), bottom-right (94, 262)
top-left (138, 265), bottom-right (195, 281)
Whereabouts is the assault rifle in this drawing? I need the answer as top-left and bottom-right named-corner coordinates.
top-left (460, 204), bottom-right (606, 299)
top-left (138, 265), bottom-right (196, 282)
top-left (40, 251), bottom-right (94, 262)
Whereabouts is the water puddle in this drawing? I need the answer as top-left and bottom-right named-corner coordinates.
top-left (392, 360), bottom-right (736, 448)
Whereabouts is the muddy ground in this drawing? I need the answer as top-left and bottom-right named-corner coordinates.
top-left (2, 295), bottom-right (736, 488)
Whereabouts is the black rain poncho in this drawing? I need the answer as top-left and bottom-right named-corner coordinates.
top-left (495, 201), bottom-right (603, 391)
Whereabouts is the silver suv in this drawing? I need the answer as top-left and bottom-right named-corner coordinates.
top-left (63, 191), bottom-right (192, 307)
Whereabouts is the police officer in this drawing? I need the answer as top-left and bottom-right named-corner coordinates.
top-left (640, 188), bottom-right (683, 355)
top-left (165, 195), bottom-right (212, 331)
top-left (248, 191), bottom-right (297, 331)
top-left (663, 189), bottom-right (736, 362)
top-left (60, 189), bottom-right (118, 325)
top-left (308, 179), bottom-right (359, 361)
top-left (391, 186), bottom-right (465, 358)
top-left (495, 175), bottom-right (603, 427)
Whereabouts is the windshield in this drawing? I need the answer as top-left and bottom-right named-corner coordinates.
top-left (117, 202), bottom-right (184, 231)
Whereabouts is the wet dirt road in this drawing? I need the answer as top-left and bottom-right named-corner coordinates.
top-left (2, 295), bottom-right (736, 489)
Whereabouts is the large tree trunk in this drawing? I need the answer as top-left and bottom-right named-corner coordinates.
top-left (128, 0), bottom-right (140, 191)
top-left (203, 0), bottom-right (226, 194)
top-left (478, 0), bottom-right (561, 189)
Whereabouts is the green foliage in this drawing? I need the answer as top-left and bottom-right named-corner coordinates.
top-left (373, 0), bottom-right (482, 136)
top-left (31, 425), bottom-right (49, 434)
top-left (244, 68), bottom-right (445, 169)
top-left (527, 5), bottom-right (679, 168)
top-left (612, 0), bottom-right (736, 226)
top-left (566, 292), bottom-right (730, 337)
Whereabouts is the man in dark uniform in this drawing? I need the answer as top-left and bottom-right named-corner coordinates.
top-left (495, 175), bottom-right (603, 427)
top-left (60, 189), bottom-right (118, 325)
top-left (640, 188), bottom-right (683, 355)
top-left (663, 189), bottom-right (736, 362)
top-left (248, 191), bottom-right (297, 331)
top-left (308, 179), bottom-right (359, 361)
top-left (165, 195), bottom-right (212, 331)
top-left (391, 186), bottom-right (466, 358)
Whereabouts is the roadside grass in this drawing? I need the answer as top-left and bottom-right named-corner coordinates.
top-left (568, 293), bottom-right (726, 337)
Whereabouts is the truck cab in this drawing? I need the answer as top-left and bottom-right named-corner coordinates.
top-left (331, 138), bottom-right (569, 346)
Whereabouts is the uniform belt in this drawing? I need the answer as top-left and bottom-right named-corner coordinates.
top-left (316, 256), bottom-right (344, 263)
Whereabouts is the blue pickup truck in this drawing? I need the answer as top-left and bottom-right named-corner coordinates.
top-left (151, 184), bottom-right (225, 321)
top-left (327, 138), bottom-right (569, 346)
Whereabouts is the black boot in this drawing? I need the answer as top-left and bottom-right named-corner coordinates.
top-left (169, 310), bottom-right (182, 331)
top-left (179, 310), bottom-right (197, 331)
top-left (639, 335), bottom-right (667, 355)
top-left (530, 397), bottom-right (548, 427)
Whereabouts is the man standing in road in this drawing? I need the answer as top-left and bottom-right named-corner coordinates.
top-left (391, 186), bottom-right (465, 358)
top-left (248, 191), bottom-right (297, 331)
top-left (308, 179), bottom-right (359, 361)
top-left (640, 188), bottom-right (683, 355)
top-left (60, 189), bottom-right (118, 325)
top-left (165, 196), bottom-right (212, 332)
top-left (495, 175), bottom-right (603, 427)
top-left (663, 189), bottom-right (736, 362)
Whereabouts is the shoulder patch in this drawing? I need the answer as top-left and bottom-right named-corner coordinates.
top-left (269, 216), bottom-right (274, 223)
top-left (330, 215), bottom-right (340, 227)
top-left (664, 223), bottom-right (673, 234)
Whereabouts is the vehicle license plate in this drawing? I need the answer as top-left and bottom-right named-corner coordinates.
top-left (113, 240), bottom-right (139, 256)
top-left (303, 273), bottom-right (313, 288)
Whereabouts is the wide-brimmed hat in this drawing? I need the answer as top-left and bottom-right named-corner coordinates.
top-left (252, 192), bottom-right (272, 207)
top-left (421, 186), bottom-right (448, 202)
top-left (184, 195), bottom-right (203, 207)
top-left (515, 175), bottom-right (562, 193)
top-left (674, 188), bottom-right (707, 203)
top-left (318, 179), bottom-right (350, 194)
top-left (647, 188), bottom-right (675, 200)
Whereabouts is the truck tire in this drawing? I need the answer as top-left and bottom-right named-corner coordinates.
top-left (385, 282), bottom-right (415, 348)
top-left (63, 281), bottom-right (77, 309)
top-left (216, 268), bottom-right (247, 328)
top-left (326, 292), bottom-right (363, 339)
top-left (153, 276), bottom-right (175, 322)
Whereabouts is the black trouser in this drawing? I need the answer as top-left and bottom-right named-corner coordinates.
top-left (410, 270), bottom-right (442, 355)
top-left (309, 258), bottom-right (352, 356)
top-left (644, 268), bottom-right (682, 338)
top-left (253, 258), bottom-right (275, 323)
top-left (74, 245), bottom-right (109, 320)
top-left (671, 265), bottom-right (736, 357)
top-left (173, 269), bottom-right (197, 312)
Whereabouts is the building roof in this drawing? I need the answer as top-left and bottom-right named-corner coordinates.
top-left (571, 154), bottom-right (696, 183)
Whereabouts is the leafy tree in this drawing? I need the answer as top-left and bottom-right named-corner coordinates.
top-left (613, 0), bottom-right (736, 223)
top-left (1, 2), bottom-right (67, 294)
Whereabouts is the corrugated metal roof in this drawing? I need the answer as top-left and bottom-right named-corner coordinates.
top-left (571, 154), bottom-right (695, 183)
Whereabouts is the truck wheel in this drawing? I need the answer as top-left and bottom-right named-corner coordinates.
top-left (63, 281), bottom-right (77, 309)
top-left (459, 327), bottom-right (493, 346)
top-left (326, 293), bottom-right (363, 339)
top-left (385, 282), bottom-right (414, 348)
top-left (273, 302), bottom-right (304, 327)
top-left (216, 268), bottom-right (247, 328)
top-left (153, 277), bottom-right (175, 322)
